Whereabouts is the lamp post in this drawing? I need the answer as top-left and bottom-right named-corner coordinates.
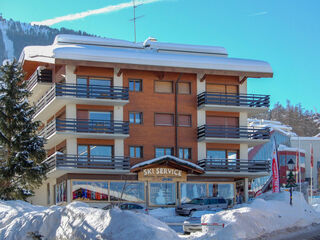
top-left (286, 159), bottom-right (297, 205)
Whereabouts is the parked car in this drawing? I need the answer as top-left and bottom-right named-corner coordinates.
top-left (175, 197), bottom-right (228, 216)
top-left (103, 203), bottom-right (149, 214)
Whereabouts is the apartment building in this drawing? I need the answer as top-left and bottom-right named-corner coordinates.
top-left (20, 34), bottom-right (273, 207)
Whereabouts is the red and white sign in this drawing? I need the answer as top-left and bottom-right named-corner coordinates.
top-left (272, 144), bottom-right (280, 193)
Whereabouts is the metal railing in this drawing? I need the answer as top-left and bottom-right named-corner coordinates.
top-left (34, 83), bottom-right (129, 116)
top-left (39, 118), bottom-right (129, 138)
top-left (198, 158), bottom-right (270, 172)
top-left (26, 67), bottom-right (52, 91)
top-left (197, 125), bottom-right (270, 140)
top-left (43, 153), bottom-right (130, 171)
top-left (197, 92), bottom-right (270, 108)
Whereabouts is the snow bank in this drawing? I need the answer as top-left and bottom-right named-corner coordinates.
top-left (189, 191), bottom-right (320, 240)
top-left (0, 201), bottom-right (179, 240)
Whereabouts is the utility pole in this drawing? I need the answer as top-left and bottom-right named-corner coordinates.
top-left (130, 0), bottom-right (144, 42)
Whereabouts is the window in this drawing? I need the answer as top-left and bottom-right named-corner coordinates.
top-left (179, 148), bottom-right (191, 160)
top-left (76, 77), bottom-right (112, 98)
top-left (149, 182), bottom-right (176, 205)
top-left (129, 79), bottom-right (142, 92)
top-left (207, 150), bottom-right (238, 160)
top-left (178, 82), bottom-right (191, 94)
top-left (155, 113), bottom-right (174, 126)
top-left (208, 183), bottom-right (234, 205)
top-left (110, 181), bottom-right (145, 202)
top-left (206, 84), bottom-right (238, 94)
top-left (56, 181), bottom-right (67, 203)
top-left (72, 181), bottom-right (108, 201)
top-left (180, 183), bottom-right (206, 203)
top-left (178, 115), bottom-right (191, 127)
top-left (78, 145), bottom-right (113, 161)
top-left (155, 81), bottom-right (173, 93)
top-left (155, 147), bottom-right (173, 157)
top-left (129, 112), bottom-right (143, 124)
top-left (130, 146), bottom-right (143, 158)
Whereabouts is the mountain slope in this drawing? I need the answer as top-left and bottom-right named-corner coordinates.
top-left (0, 17), bottom-right (93, 63)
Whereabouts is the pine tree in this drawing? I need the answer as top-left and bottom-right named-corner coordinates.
top-left (0, 60), bottom-right (47, 200)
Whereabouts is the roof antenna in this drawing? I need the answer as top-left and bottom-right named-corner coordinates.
top-left (130, 0), bottom-right (144, 43)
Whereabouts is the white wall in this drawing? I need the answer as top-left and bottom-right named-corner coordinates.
top-left (65, 65), bottom-right (76, 84)
top-left (197, 74), bottom-right (206, 161)
top-left (291, 138), bottom-right (320, 189)
top-left (28, 177), bottom-right (56, 206)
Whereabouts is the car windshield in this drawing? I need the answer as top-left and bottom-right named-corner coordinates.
top-left (186, 198), bottom-right (204, 204)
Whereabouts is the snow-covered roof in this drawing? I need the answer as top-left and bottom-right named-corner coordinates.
top-left (20, 34), bottom-right (273, 76)
top-left (130, 155), bottom-right (204, 173)
top-left (278, 144), bottom-right (306, 153)
top-left (248, 118), bottom-right (297, 137)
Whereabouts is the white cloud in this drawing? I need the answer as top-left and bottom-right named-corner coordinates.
top-left (31, 0), bottom-right (161, 26)
top-left (249, 11), bottom-right (268, 17)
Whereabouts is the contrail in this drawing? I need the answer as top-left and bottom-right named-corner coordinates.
top-left (31, 0), bottom-right (161, 26)
top-left (249, 11), bottom-right (268, 17)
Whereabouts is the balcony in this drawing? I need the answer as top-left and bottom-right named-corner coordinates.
top-left (39, 118), bottom-right (129, 148)
top-left (33, 83), bottom-right (129, 121)
top-left (198, 158), bottom-right (270, 177)
top-left (197, 125), bottom-right (270, 145)
top-left (43, 153), bottom-right (130, 174)
top-left (197, 92), bottom-right (270, 112)
top-left (27, 67), bottom-right (53, 103)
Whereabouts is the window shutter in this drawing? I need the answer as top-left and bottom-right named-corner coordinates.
top-left (155, 113), bottom-right (174, 126)
top-left (155, 81), bottom-right (173, 93)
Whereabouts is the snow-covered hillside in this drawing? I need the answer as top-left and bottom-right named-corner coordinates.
top-left (0, 17), bottom-right (92, 63)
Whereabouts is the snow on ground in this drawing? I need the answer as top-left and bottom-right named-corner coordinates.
top-left (185, 191), bottom-right (320, 240)
top-left (0, 201), bottom-right (179, 240)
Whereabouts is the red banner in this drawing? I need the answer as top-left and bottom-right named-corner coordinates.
top-left (272, 146), bottom-right (280, 193)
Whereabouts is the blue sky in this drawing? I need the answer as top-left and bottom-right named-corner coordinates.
top-left (1, 0), bottom-right (319, 111)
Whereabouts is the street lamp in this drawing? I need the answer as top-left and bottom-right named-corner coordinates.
top-left (286, 158), bottom-right (297, 205)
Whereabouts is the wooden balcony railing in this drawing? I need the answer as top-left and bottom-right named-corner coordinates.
top-left (197, 92), bottom-right (270, 108)
top-left (43, 153), bottom-right (130, 171)
top-left (26, 67), bottom-right (52, 91)
top-left (197, 125), bottom-right (270, 140)
top-left (39, 118), bottom-right (129, 138)
top-left (34, 83), bottom-right (129, 116)
top-left (198, 158), bottom-right (270, 172)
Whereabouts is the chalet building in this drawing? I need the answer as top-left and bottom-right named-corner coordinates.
top-left (20, 34), bottom-right (273, 207)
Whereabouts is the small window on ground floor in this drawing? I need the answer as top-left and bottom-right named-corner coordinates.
top-left (179, 148), bottom-right (191, 160)
top-left (155, 147), bottom-right (173, 158)
top-left (56, 181), bottom-right (67, 203)
top-left (130, 146), bottom-right (143, 158)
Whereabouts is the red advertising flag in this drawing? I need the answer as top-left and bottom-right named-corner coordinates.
top-left (272, 143), bottom-right (280, 193)
top-left (296, 151), bottom-right (299, 170)
top-left (311, 144), bottom-right (314, 168)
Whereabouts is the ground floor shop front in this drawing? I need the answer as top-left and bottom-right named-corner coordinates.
top-left (54, 156), bottom-right (241, 207)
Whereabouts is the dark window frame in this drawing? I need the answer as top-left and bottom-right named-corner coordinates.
top-left (129, 112), bottom-right (143, 124)
top-left (154, 80), bottom-right (174, 94)
top-left (154, 112), bottom-right (174, 126)
top-left (129, 79), bottom-right (143, 92)
top-left (155, 146), bottom-right (174, 158)
top-left (178, 147), bottom-right (192, 160)
top-left (129, 146), bottom-right (143, 158)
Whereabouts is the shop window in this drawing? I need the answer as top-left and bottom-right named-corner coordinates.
top-left (178, 82), bottom-right (191, 94)
top-left (110, 181), bottom-right (145, 202)
top-left (155, 147), bottom-right (173, 158)
top-left (208, 183), bottom-right (234, 205)
top-left (178, 115), bottom-right (191, 127)
top-left (154, 81), bottom-right (173, 93)
top-left (179, 148), bottom-right (191, 160)
top-left (130, 146), bottom-right (143, 158)
top-left (155, 113), bottom-right (174, 126)
top-left (180, 183), bottom-right (207, 203)
top-left (129, 112), bottom-right (143, 124)
top-left (149, 182), bottom-right (176, 206)
top-left (129, 79), bottom-right (142, 92)
top-left (56, 181), bottom-right (67, 203)
top-left (72, 181), bottom-right (108, 201)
